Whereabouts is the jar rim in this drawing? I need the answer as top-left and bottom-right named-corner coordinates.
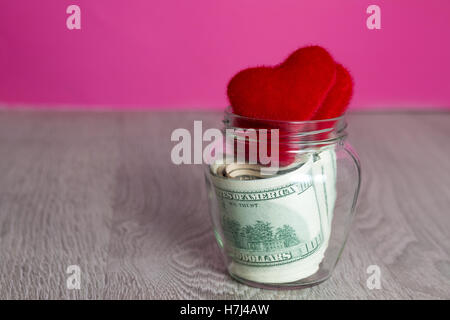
top-left (224, 106), bottom-right (345, 125)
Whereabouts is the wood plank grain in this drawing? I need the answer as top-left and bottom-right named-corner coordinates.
top-left (0, 112), bottom-right (121, 299)
top-left (0, 110), bottom-right (448, 299)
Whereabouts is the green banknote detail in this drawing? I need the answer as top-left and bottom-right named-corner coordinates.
top-left (223, 216), bottom-right (323, 267)
top-left (213, 176), bottom-right (325, 267)
top-left (210, 150), bottom-right (337, 282)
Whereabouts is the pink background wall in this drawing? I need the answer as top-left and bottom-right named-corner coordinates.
top-left (0, 0), bottom-right (449, 110)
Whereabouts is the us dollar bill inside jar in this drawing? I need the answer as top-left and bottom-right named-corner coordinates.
top-left (209, 147), bottom-right (337, 284)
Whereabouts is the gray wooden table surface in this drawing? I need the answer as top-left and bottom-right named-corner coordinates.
top-left (0, 110), bottom-right (448, 299)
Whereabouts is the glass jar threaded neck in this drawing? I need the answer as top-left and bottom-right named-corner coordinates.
top-left (223, 107), bottom-right (347, 148)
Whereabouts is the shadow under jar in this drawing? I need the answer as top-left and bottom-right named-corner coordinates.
top-left (204, 109), bottom-right (361, 289)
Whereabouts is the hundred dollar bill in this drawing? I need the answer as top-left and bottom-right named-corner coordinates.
top-left (312, 147), bottom-right (337, 243)
top-left (209, 148), bottom-right (337, 283)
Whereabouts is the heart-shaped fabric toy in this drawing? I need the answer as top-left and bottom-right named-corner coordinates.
top-left (227, 45), bottom-right (352, 121)
top-left (312, 63), bottom-right (353, 120)
top-left (226, 45), bottom-right (353, 167)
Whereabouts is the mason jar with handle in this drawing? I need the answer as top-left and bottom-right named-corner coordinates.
top-left (204, 108), bottom-right (361, 289)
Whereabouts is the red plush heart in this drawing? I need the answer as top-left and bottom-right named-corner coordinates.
top-left (227, 46), bottom-right (337, 121)
top-left (226, 45), bottom-right (353, 167)
top-left (312, 63), bottom-right (353, 120)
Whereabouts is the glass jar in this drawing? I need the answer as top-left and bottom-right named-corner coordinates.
top-left (204, 109), bottom-right (361, 289)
